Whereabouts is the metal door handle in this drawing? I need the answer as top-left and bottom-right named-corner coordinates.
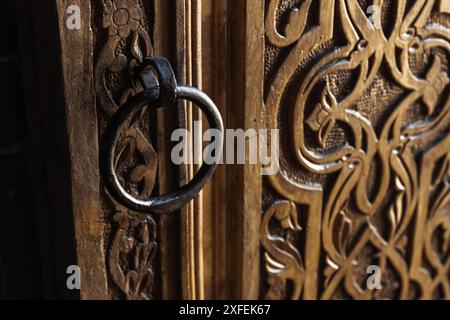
top-left (100, 57), bottom-right (224, 214)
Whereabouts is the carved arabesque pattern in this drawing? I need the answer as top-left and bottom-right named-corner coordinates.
top-left (94, 0), bottom-right (158, 300)
top-left (109, 211), bottom-right (157, 300)
top-left (261, 201), bottom-right (304, 299)
top-left (263, 0), bottom-right (450, 300)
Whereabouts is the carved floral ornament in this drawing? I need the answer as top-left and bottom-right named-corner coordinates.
top-left (102, 0), bottom-right (144, 38)
top-left (262, 0), bottom-right (450, 300)
top-left (96, 0), bottom-right (157, 300)
top-left (109, 211), bottom-right (157, 300)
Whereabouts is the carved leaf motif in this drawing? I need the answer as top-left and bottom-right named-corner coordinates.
top-left (335, 210), bottom-right (352, 255)
top-left (131, 31), bottom-right (144, 62)
top-left (261, 201), bottom-right (304, 299)
top-left (423, 57), bottom-right (449, 115)
top-left (273, 201), bottom-right (301, 231)
top-left (396, 236), bottom-right (408, 257)
top-left (130, 165), bottom-right (149, 183)
top-left (388, 191), bottom-right (404, 238)
top-left (284, 0), bottom-right (312, 42)
top-left (110, 53), bottom-right (128, 72)
top-left (438, 223), bottom-right (450, 256)
top-left (324, 256), bottom-right (339, 287)
top-left (266, 0), bottom-right (313, 47)
top-left (109, 212), bottom-right (157, 300)
top-left (115, 131), bottom-right (158, 197)
top-left (305, 84), bottom-right (338, 147)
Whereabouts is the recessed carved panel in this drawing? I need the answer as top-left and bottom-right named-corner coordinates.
top-left (263, 0), bottom-right (450, 299)
top-left (93, 0), bottom-right (159, 300)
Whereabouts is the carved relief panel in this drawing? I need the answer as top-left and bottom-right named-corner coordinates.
top-left (93, 0), bottom-right (160, 300)
top-left (262, 0), bottom-right (450, 300)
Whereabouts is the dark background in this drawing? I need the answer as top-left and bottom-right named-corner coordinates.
top-left (0, 1), bottom-right (43, 299)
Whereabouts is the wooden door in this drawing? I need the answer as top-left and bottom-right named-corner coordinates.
top-left (17, 0), bottom-right (450, 300)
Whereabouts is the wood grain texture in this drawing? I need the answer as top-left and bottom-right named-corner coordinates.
top-left (201, 0), bottom-right (228, 300)
top-left (16, 0), bottom-right (108, 299)
top-left (56, 0), bottom-right (108, 300)
top-left (226, 0), bottom-right (264, 300)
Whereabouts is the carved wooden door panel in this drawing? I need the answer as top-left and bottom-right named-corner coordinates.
top-left (231, 0), bottom-right (450, 300)
top-left (19, 0), bottom-right (450, 300)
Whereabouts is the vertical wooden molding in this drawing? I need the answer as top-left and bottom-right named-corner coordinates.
top-left (191, 0), bottom-right (205, 300)
top-left (154, 0), bottom-right (182, 300)
top-left (227, 0), bottom-right (264, 299)
top-left (205, 0), bottom-right (228, 300)
top-left (176, 0), bottom-right (204, 300)
top-left (242, 0), bottom-right (264, 300)
top-left (184, 0), bottom-right (196, 299)
top-left (175, 0), bottom-right (189, 299)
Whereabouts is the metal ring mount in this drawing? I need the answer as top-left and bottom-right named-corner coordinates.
top-left (135, 56), bottom-right (177, 106)
top-left (101, 57), bottom-right (224, 214)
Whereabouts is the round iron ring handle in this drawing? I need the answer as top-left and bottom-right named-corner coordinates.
top-left (101, 85), bottom-right (224, 214)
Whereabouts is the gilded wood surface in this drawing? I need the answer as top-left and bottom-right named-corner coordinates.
top-left (262, 0), bottom-right (450, 299)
